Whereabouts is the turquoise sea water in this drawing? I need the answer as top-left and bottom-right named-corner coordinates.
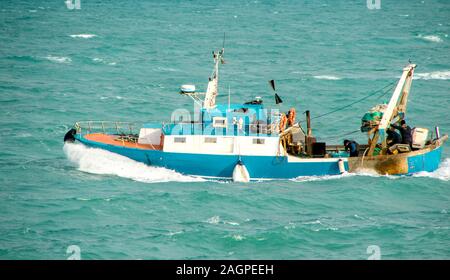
top-left (0, 0), bottom-right (449, 259)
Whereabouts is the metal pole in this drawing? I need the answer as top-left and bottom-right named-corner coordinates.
top-left (306, 110), bottom-right (312, 136)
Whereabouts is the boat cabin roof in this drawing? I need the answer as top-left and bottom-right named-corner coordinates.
top-left (202, 103), bottom-right (267, 121)
top-left (149, 102), bottom-right (279, 137)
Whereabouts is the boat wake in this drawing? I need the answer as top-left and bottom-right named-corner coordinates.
top-left (63, 143), bottom-right (205, 183)
top-left (292, 173), bottom-right (350, 182)
top-left (413, 158), bottom-right (450, 181)
top-left (292, 170), bottom-right (399, 182)
top-left (292, 162), bottom-right (450, 182)
top-left (293, 158), bottom-right (450, 182)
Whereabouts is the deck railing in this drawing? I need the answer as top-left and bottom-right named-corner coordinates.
top-left (74, 121), bottom-right (142, 136)
top-left (74, 119), bottom-right (281, 137)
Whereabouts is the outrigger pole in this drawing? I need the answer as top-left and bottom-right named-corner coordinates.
top-left (367, 64), bottom-right (417, 155)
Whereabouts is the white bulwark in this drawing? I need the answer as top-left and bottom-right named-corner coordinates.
top-left (163, 135), bottom-right (282, 156)
top-left (138, 128), bottom-right (162, 145)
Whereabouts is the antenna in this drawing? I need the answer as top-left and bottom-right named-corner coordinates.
top-left (203, 36), bottom-right (226, 109)
top-left (222, 32), bottom-right (226, 50)
top-left (220, 33), bottom-right (226, 64)
top-left (228, 85), bottom-right (231, 110)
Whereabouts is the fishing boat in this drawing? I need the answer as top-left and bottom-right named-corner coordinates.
top-left (64, 47), bottom-right (447, 181)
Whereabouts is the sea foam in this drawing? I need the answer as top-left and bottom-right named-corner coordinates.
top-left (45, 55), bottom-right (71, 64)
top-left (414, 70), bottom-right (450, 80)
top-left (70, 34), bottom-right (97, 39)
top-left (418, 34), bottom-right (443, 43)
top-left (313, 75), bottom-right (342, 80)
top-left (292, 168), bottom-right (399, 182)
top-left (413, 158), bottom-right (450, 181)
top-left (63, 143), bottom-right (204, 183)
top-left (93, 57), bottom-right (117, 66)
top-left (292, 173), bottom-right (349, 182)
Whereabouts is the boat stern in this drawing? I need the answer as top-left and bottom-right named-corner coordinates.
top-left (348, 134), bottom-right (447, 175)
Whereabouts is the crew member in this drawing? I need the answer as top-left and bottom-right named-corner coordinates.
top-left (392, 120), bottom-right (412, 147)
top-left (386, 125), bottom-right (401, 146)
top-left (344, 139), bottom-right (359, 157)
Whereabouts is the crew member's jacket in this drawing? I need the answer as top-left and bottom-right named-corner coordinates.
top-left (387, 129), bottom-right (402, 145)
top-left (392, 124), bottom-right (412, 145)
top-left (345, 141), bottom-right (359, 157)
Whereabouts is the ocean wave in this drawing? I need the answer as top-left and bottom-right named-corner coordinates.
top-left (5, 55), bottom-right (38, 62)
top-left (313, 75), bottom-right (341, 80)
top-left (206, 215), bottom-right (220, 224)
top-left (231, 234), bottom-right (245, 241)
top-left (353, 169), bottom-right (399, 179)
top-left (156, 66), bottom-right (178, 72)
top-left (292, 168), bottom-right (401, 182)
top-left (166, 230), bottom-right (183, 237)
top-left (63, 143), bottom-right (204, 183)
top-left (224, 221), bottom-right (240, 226)
top-left (303, 219), bottom-right (338, 232)
top-left (292, 173), bottom-right (349, 182)
top-left (205, 216), bottom-right (239, 226)
top-left (45, 55), bottom-right (71, 64)
top-left (92, 57), bottom-right (117, 66)
top-left (284, 222), bottom-right (296, 230)
top-left (70, 34), bottom-right (97, 39)
top-left (414, 70), bottom-right (450, 80)
top-left (413, 158), bottom-right (450, 181)
top-left (418, 34), bottom-right (443, 43)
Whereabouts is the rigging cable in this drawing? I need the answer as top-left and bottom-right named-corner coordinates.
top-left (325, 129), bottom-right (361, 141)
top-left (298, 80), bottom-right (397, 122)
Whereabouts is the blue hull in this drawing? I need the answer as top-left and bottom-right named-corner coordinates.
top-left (75, 135), bottom-right (444, 179)
top-left (75, 135), bottom-right (347, 179)
top-left (407, 145), bottom-right (442, 173)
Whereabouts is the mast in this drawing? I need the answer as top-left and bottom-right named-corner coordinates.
top-left (367, 64), bottom-right (416, 155)
top-left (203, 48), bottom-right (225, 109)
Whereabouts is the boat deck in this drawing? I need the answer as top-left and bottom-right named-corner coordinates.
top-left (83, 133), bottom-right (162, 150)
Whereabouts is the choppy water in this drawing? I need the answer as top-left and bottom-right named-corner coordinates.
top-left (0, 0), bottom-right (449, 259)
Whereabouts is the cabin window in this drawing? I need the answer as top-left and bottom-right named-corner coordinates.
top-left (204, 137), bottom-right (217, 143)
top-left (174, 137), bottom-right (186, 143)
top-left (213, 117), bottom-right (227, 128)
top-left (253, 138), bottom-right (265, 144)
